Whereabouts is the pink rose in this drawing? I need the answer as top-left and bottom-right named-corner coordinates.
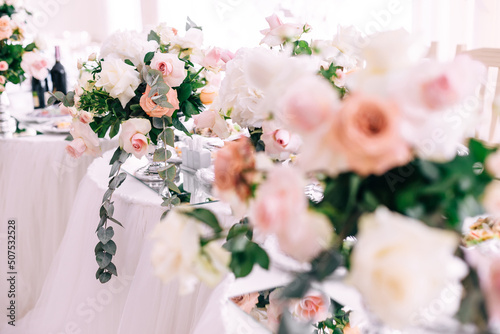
top-left (260, 14), bottom-right (305, 47)
top-left (0, 61), bottom-right (8, 71)
top-left (68, 119), bottom-right (101, 157)
top-left (261, 120), bottom-right (301, 160)
top-left (119, 118), bottom-right (151, 159)
top-left (0, 75), bottom-right (5, 84)
top-left (277, 210), bottom-right (333, 262)
top-left (150, 52), bottom-right (187, 87)
top-left (193, 108), bottom-right (230, 138)
top-left (291, 291), bottom-right (331, 323)
top-left (60, 105), bottom-right (79, 117)
top-left (483, 181), bottom-right (500, 216)
top-left (21, 52), bottom-right (49, 80)
top-left (280, 75), bottom-right (339, 134)
top-left (0, 16), bottom-right (13, 40)
top-left (487, 151), bottom-right (500, 179)
top-left (334, 68), bottom-right (346, 87)
top-left (199, 86), bottom-right (218, 105)
top-left (79, 110), bottom-right (93, 124)
top-left (333, 94), bottom-right (412, 176)
top-left (230, 292), bottom-right (260, 314)
top-left (202, 47), bottom-right (234, 72)
top-left (0, 85), bottom-right (5, 93)
top-left (140, 85), bottom-right (179, 118)
top-left (249, 165), bottom-right (307, 235)
top-left (65, 138), bottom-right (87, 158)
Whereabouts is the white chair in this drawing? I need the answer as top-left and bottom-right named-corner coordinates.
top-left (456, 45), bottom-right (500, 142)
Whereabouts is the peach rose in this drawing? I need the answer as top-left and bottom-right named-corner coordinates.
top-left (68, 119), bottom-right (101, 157)
top-left (486, 151), bottom-right (500, 179)
top-left (0, 75), bottom-right (5, 84)
top-left (65, 138), bottom-right (87, 159)
top-left (119, 118), bottom-right (151, 158)
top-left (0, 16), bottom-right (13, 40)
top-left (79, 110), bottom-right (93, 124)
top-left (230, 292), bottom-right (260, 314)
top-left (483, 181), bottom-right (500, 216)
top-left (0, 61), bottom-right (8, 71)
top-left (344, 324), bottom-right (361, 334)
top-left (280, 75), bottom-right (339, 134)
top-left (140, 85), bottom-right (179, 118)
top-left (150, 52), bottom-right (187, 88)
top-left (333, 94), bottom-right (412, 176)
top-left (214, 137), bottom-right (256, 215)
top-left (291, 291), bottom-right (330, 323)
top-left (261, 120), bottom-right (301, 160)
top-left (199, 86), bottom-right (218, 105)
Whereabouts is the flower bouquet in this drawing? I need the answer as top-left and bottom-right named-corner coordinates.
top-left (52, 20), bottom-right (233, 284)
top-left (151, 15), bottom-right (500, 333)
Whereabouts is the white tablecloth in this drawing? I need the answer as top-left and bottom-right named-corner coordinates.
top-left (0, 135), bottom-right (116, 329)
top-left (2, 150), bottom-right (236, 333)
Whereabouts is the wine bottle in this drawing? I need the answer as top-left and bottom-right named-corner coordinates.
top-left (50, 46), bottom-right (67, 94)
top-left (32, 78), bottom-right (49, 109)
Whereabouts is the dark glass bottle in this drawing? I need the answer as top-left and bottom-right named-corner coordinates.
top-left (32, 77), bottom-right (49, 109)
top-left (50, 46), bottom-right (67, 94)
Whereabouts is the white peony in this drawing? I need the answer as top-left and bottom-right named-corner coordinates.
top-left (100, 30), bottom-right (158, 67)
top-left (171, 28), bottom-right (203, 52)
top-left (95, 58), bottom-right (141, 108)
top-left (150, 208), bottom-right (229, 294)
top-left (348, 207), bottom-right (468, 329)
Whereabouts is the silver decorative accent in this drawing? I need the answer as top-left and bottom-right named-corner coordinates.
top-left (0, 93), bottom-right (15, 138)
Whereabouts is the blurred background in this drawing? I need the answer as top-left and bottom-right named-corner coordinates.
top-left (12, 0), bottom-right (497, 90)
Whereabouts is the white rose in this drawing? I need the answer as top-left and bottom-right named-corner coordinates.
top-left (95, 59), bottom-right (141, 108)
top-left (171, 28), bottom-right (203, 51)
top-left (34, 34), bottom-right (48, 51)
top-left (100, 30), bottom-right (158, 66)
top-left (348, 207), bottom-right (468, 329)
top-left (156, 23), bottom-right (178, 45)
top-left (150, 208), bottom-right (229, 294)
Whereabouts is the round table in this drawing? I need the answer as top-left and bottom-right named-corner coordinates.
top-left (3, 150), bottom-right (236, 333)
top-left (0, 134), bottom-right (116, 329)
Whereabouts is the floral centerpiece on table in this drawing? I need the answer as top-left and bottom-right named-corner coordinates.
top-left (151, 15), bottom-right (500, 333)
top-left (52, 20), bottom-right (233, 284)
top-left (0, 1), bottom-right (39, 93)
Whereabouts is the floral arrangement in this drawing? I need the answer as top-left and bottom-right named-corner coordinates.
top-left (52, 20), bottom-right (234, 284)
top-left (0, 1), bottom-right (39, 93)
top-left (150, 14), bottom-right (500, 333)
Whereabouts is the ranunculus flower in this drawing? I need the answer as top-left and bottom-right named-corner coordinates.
top-left (261, 120), bottom-right (301, 160)
top-left (140, 85), bottom-right (179, 118)
top-left (67, 119), bottom-right (101, 158)
top-left (333, 93), bottom-right (412, 176)
top-left (95, 58), bottom-right (141, 108)
top-left (483, 181), bottom-right (500, 216)
top-left (199, 86), bottom-right (218, 105)
top-left (230, 292), bottom-right (260, 314)
top-left (78, 110), bottom-right (93, 124)
top-left (150, 52), bottom-right (187, 88)
top-left (0, 16), bottom-right (12, 40)
top-left (20, 52), bottom-right (49, 80)
top-left (119, 118), bottom-right (151, 159)
top-left (291, 291), bottom-right (331, 323)
top-left (150, 208), bottom-right (229, 294)
top-left (260, 14), bottom-right (304, 47)
top-left (349, 207), bottom-right (468, 329)
top-left (0, 61), bottom-right (7, 71)
top-left (202, 47), bottom-right (234, 72)
top-left (214, 137), bottom-right (256, 217)
top-left (193, 108), bottom-right (230, 139)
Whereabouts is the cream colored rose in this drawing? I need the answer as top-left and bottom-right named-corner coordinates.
top-left (193, 108), bottom-right (231, 139)
top-left (95, 58), bottom-right (141, 108)
top-left (119, 118), bottom-right (151, 159)
top-left (348, 207), bottom-right (467, 329)
top-left (150, 208), bottom-right (229, 294)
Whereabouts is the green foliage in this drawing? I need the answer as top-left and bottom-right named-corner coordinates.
top-left (223, 230), bottom-right (270, 278)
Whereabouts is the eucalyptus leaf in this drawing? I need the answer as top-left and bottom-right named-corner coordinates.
top-left (95, 267), bottom-right (104, 280)
top-left (172, 117), bottom-right (191, 136)
top-left (106, 262), bottom-right (118, 276)
top-left (102, 240), bottom-right (117, 255)
top-left (281, 274), bottom-right (311, 299)
top-left (94, 242), bottom-right (104, 255)
top-left (109, 161), bottom-right (121, 177)
top-left (161, 128), bottom-right (175, 147)
top-left (98, 272), bottom-right (112, 284)
top-left (108, 216), bottom-right (124, 227)
top-left (97, 226), bottom-right (114, 244)
top-left (153, 149), bottom-right (167, 162)
top-left (110, 147), bottom-right (122, 165)
top-left (167, 180), bottom-right (181, 194)
top-left (147, 30), bottom-right (161, 43)
top-left (96, 252), bottom-right (112, 269)
top-left (166, 165), bottom-right (176, 181)
top-left (184, 208), bottom-right (222, 233)
top-left (152, 117), bottom-right (165, 129)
